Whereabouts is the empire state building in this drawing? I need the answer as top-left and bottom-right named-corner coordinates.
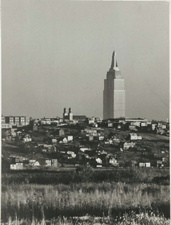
top-left (103, 51), bottom-right (125, 119)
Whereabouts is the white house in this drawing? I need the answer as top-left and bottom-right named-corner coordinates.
top-left (96, 165), bottom-right (102, 168)
top-left (67, 151), bottom-right (76, 158)
top-left (80, 147), bottom-right (91, 152)
top-left (130, 133), bottom-right (142, 140)
top-left (99, 136), bottom-right (104, 141)
top-left (33, 161), bottom-right (40, 166)
top-left (45, 159), bottom-right (51, 166)
top-left (62, 138), bottom-right (68, 143)
top-left (67, 136), bottom-right (73, 141)
top-left (16, 163), bottom-right (23, 170)
top-left (59, 137), bottom-right (68, 144)
top-left (23, 136), bottom-right (32, 143)
top-left (52, 159), bottom-right (58, 167)
top-left (109, 158), bottom-right (118, 166)
top-left (10, 164), bottom-right (17, 170)
top-left (52, 138), bottom-right (57, 144)
top-left (96, 158), bottom-right (102, 164)
top-left (145, 162), bottom-right (151, 167)
top-left (139, 162), bottom-right (145, 167)
top-left (123, 142), bottom-right (135, 150)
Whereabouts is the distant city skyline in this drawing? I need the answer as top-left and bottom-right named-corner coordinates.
top-left (2, 1), bottom-right (169, 121)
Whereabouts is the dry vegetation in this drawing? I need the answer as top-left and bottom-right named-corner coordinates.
top-left (2, 182), bottom-right (170, 224)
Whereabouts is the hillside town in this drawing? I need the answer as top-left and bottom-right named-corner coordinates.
top-left (2, 108), bottom-right (169, 172)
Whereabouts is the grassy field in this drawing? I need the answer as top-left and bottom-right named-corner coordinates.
top-left (1, 182), bottom-right (170, 223)
top-left (2, 167), bottom-right (169, 185)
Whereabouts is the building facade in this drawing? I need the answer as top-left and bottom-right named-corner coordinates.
top-left (2, 116), bottom-right (31, 126)
top-left (103, 51), bottom-right (125, 119)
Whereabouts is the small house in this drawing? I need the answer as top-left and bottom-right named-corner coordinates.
top-left (22, 134), bottom-right (32, 143)
top-left (10, 164), bottom-right (17, 170)
top-left (145, 162), bottom-right (151, 167)
top-left (52, 159), bottom-right (58, 167)
top-left (96, 158), bottom-right (102, 164)
top-left (130, 133), bottom-right (142, 140)
top-left (80, 147), bottom-right (91, 152)
top-left (113, 137), bottom-right (120, 143)
top-left (29, 159), bottom-right (36, 163)
top-left (67, 135), bottom-right (73, 141)
top-left (56, 129), bottom-right (65, 137)
top-left (140, 122), bottom-right (147, 127)
top-left (109, 158), bottom-right (118, 166)
top-left (152, 124), bottom-right (157, 130)
top-left (162, 124), bottom-right (167, 129)
top-left (157, 160), bottom-right (163, 167)
top-left (123, 142), bottom-right (135, 150)
top-left (15, 158), bottom-right (23, 163)
top-left (33, 161), bottom-right (40, 166)
top-left (96, 165), bottom-right (102, 168)
top-left (45, 159), bottom-right (51, 166)
top-left (108, 123), bottom-right (113, 127)
top-left (67, 151), bottom-right (76, 158)
top-left (16, 163), bottom-right (23, 170)
top-left (62, 137), bottom-right (68, 143)
top-left (139, 162), bottom-right (145, 167)
top-left (52, 138), bottom-right (57, 144)
top-left (89, 135), bottom-right (94, 141)
top-left (99, 136), bottom-right (104, 141)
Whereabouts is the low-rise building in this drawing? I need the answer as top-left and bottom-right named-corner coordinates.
top-left (109, 158), bottom-right (118, 166)
top-left (67, 151), bottom-right (76, 158)
top-left (1, 124), bottom-right (12, 129)
top-left (80, 147), bottom-right (91, 152)
top-left (56, 129), bottom-right (65, 137)
top-left (96, 158), bottom-right (102, 164)
top-left (3, 116), bottom-right (30, 126)
top-left (59, 137), bottom-right (68, 144)
top-left (16, 162), bottom-right (23, 170)
top-left (108, 122), bottom-right (113, 128)
top-left (99, 136), bottom-right (104, 141)
top-left (22, 135), bottom-right (32, 143)
top-left (129, 125), bottom-right (138, 131)
top-left (45, 159), bottom-right (51, 166)
top-left (145, 162), bottom-right (151, 167)
top-left (84, 128), bottom-right (97, 136)
top-left (139, 162), bottom-right (145, 167)
top-left (89, 135), bottom-right (94, 141)
top-left (129, 133), bottom-right (142, 140)
top-left (123, 142), bottom-right (135, 150)
top-left (73, 115), bottom-right (87, 122)
top-left (52, 159), bottom-right (58, 167)
top-left (52, 138), bottom-right (57, 144)
top-left (67, 135), bottom-right (73, 141)
top-left (10, 164), bottom-right (17, 170)
top-left (157, 160), bottom-right (163, 167)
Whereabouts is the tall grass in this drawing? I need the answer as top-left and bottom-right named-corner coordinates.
top-left (2, 182), bottom-right (170, 223)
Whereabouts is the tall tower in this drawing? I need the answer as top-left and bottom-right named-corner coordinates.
top-left (63, 108), bottom-right (68, 120)
top-left (68, 108), bottom-right (73, 121)
top-left (103, 51), bottom-right (125, 119)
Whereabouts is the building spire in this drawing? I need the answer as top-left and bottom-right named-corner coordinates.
top-left (116, 61), bottom-right (118, 67)
top-left (110, 51), bottom-right (115, 71)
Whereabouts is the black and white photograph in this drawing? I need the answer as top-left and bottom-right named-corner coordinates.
top-left (1, 1), bottom-right (170, 224)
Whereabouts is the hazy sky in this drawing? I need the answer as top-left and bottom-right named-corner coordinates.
top-left (2, 1), bottom-right (169, 121)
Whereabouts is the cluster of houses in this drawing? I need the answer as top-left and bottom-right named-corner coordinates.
top-left (10, 155), bottom-right (58, 170)
top-left (2, 114), bottom-right (169, 170)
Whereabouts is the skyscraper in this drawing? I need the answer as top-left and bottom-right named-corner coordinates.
top-left (103, 51), bottom-right (125, 119)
